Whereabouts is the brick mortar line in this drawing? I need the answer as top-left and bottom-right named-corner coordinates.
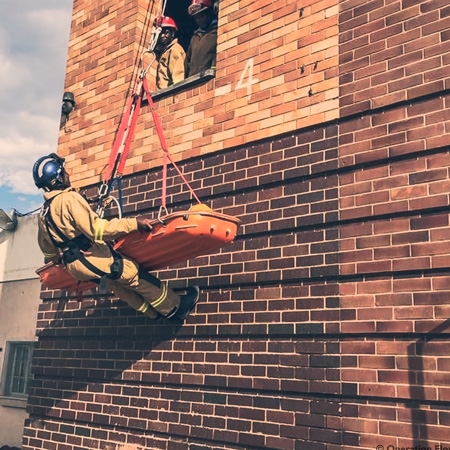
top-left (33, 327), bottom-right (450, 342)
top-left (27, 380), bottom-right (450, 419)
top-left (25, 413), bottom-right (290, 450)
top-left (33, 332), bottom-right (450, 341)
top-left (39, 263), bottom-right (450, 305)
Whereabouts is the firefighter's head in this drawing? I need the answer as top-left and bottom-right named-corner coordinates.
top-left (33, 153), bottom-right (70, 191)
top-left (188, 0), bottom-right (214, 29)
top-left (153, 16), bottom-right (178, 51)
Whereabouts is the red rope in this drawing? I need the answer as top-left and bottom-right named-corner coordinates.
top-left (119, 94), bottom-right (142, 176)
top-left (103, 89), bottom-right (141, 182)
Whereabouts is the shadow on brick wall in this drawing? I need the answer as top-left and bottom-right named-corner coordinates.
top-left (408, 318), bottom-right (450, 443)
top-left (28, 296), bottom-right (186, 423)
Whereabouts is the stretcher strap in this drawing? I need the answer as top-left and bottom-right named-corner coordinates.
top-left (162, 153), bottom-right (168, 209)
top-left (142, 76), bottom-right (201, 206)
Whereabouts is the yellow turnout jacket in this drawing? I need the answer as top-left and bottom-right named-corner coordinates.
top-left (38, 188), bottom-right (138, 281)
top-left (156, 38), bottom-right (186, 89)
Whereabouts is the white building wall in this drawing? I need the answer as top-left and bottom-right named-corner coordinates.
top-left (0, 213), bottom-right (43, 447)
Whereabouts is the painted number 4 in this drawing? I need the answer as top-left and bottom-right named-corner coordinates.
top-left (236, 58), bottom-right (259, 98)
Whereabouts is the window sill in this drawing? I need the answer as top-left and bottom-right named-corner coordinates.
top-left (150, 68), bottom-right (216, 101)
top-left (0, 396), bottom-right (27, 409)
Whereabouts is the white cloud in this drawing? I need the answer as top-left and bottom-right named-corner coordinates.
top-left (0, 120), bottom-right (57, 196)
top-left (0, 1), bottom-right (72, 209)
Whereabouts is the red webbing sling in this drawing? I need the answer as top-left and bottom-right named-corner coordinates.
top-left (141, 75), bottom-right (201, 211)
top-left (98, 63), bottom-right (200, 216)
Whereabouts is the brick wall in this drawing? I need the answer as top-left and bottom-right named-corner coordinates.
top-left (60, 0), bottom-right (339, 186)
top-left (25, 128), bottom-right (345, 450)
top-left (23, 0), bottom-right (450, 449)
top-left (337, 0), bottom-right (450, 448)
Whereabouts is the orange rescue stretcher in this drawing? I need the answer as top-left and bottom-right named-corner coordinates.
top-left (35, 206), bottom-right (241, 292)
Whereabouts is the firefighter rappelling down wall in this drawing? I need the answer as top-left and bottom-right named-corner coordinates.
top-left (34, 1), bottom-right (241, 321)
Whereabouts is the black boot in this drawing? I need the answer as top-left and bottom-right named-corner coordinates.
top-left (172, 286), bottom-right (200, 321)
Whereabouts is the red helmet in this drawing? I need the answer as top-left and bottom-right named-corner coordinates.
top-left (188, 0), bottom-right (213, 16)
top-left (153, 15), bottom-right (178, 30)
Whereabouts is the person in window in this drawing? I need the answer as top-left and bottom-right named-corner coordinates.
top-left (152, 16), bottom-right (186, 89)
top-left (185, 0), bottom-right (218, 78)
top-left (33, 153), bottom-right (200, 322)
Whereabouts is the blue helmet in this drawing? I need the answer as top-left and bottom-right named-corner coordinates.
top-left (33, 153), bottom-right (66, 191)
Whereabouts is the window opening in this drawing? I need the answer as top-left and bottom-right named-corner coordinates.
top-left (164, 0), bottom-right (195, 53)
top-left (148, 0), bottom-right (219, 96)
top-left (2, 342), bottom-right (33, 398)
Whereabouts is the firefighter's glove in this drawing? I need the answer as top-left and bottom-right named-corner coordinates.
top-left (137, 217), bottom-right (153, 233)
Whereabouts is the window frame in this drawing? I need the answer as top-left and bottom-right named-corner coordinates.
top-left (152, 68), bottom-right (215, 101)
top-left (0, 341), bottom-right (34, 408)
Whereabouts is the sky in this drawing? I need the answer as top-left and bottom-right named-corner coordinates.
top-left (0, 1), bottom-right (73, 215)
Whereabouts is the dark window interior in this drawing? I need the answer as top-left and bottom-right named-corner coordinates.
top-left (164, 0), bottom-right (197, 52)
top-left (147, 0), bottom-right (218, 98)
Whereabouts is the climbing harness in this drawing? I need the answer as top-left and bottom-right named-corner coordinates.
top-left (43, 198), bottom-right (123, 280)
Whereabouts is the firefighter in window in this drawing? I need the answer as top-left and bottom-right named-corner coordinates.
top-left (185, 0), bottom-right (218, 78)
top-left (33, 153), bottom-right (199, 321)
top-left (152, 16), bottom-right (186, 89)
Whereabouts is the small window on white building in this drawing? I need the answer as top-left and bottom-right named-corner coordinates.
top-left (1, 342), bottom-right (33, 398)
